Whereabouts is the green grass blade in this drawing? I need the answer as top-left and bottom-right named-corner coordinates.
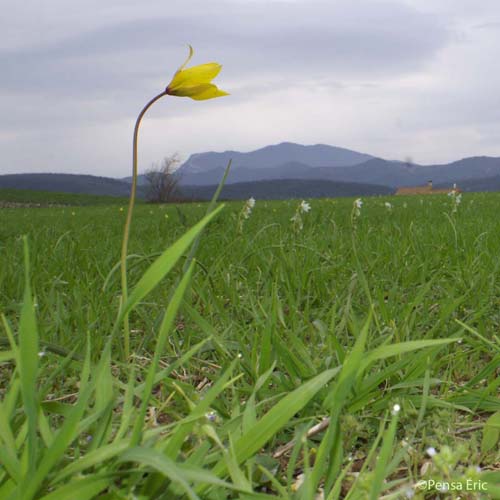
top-left (369, 410), bottom-right (399, 499)
top-left (119, 447), bottom-right (200, 500)
top-left (361, 338), bottom-right (460, 369)
top-left (130, 260), bottom-right (195, 445)
top-left (210, 367), bottom-right (340, 480)
top-left (181, 159), bottom-right (232, 274)
top-left (52, 441), bottom-right (130, 482)
top-left (20, 338), bottom-right (96, 499)
top-left (18, 237), bottom-right (39, 475)
top-left (37, 476), bottom-right (111, 500)
top-left (119, 205), bottom-right (224, 322)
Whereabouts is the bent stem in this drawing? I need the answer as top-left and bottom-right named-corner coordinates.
top-left (121, 91), bottom-right (167, 360)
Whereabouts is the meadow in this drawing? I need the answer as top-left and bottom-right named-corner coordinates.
top-left (0, 192), bottom-right (499, 499)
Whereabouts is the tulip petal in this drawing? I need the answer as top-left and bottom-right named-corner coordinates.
top-left (168, 83), bottom-right (229, 100)
top-left (168, 63), bottom-right (222, 91)
top-left (165, 46), bottom-right (228, 100)
top-left (190, 84), bottom-right (229, 101)
top-left (178, 44), bottom-right (194, 72)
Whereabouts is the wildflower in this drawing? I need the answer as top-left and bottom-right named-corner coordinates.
top-left (448, 186), bottom-right (462, 214)
top-left (238, 197), bottom-right (256, 232)
top-left (166, 45), bottom-right (229, 100)
top-left (291, 200), bottom-right (311, 232)
top-left (38, 351), bottom-right (46, 358)
top-left (352, 198), bottom-right (363, 220)
top-left (242, 197), bottom-right (256, 219)
top-left (299, 200), bottom-right (311, 213)
top-left (392, 403), bottom-right (401, 415)
top-left (426, 447), bottom-right (437, 457)
top-left (384, 202), bottom-right (393, 211)
top-left (205, 410), bottom-right (218, 422)
top-left (120, 45), bottom-right (228, 360)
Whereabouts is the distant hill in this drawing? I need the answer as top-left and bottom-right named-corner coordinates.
top-left (177, 142), bottom-right (374, 176)
top-left (0, 173), bottom-right (145, 198)
top-left (178, 179), bottom-right (394, 201)
top-left (176, 156), bottom-right (500, 188)
top-left (5, 143), bottom-right (500, 200)
top-left (0, 188), bottom-right (132, 206)
top-left (449, 175), bottom-right (500, 192)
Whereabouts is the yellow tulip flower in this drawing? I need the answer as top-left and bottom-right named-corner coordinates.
top-left (166, 45), bottom-right (229, 100)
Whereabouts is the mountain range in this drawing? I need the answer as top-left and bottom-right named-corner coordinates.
top-left (3, 142), bottom-right (500, 200)
top-left (175, 143), bottom-right (500, 188)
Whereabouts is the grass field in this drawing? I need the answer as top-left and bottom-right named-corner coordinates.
top-left (0, 193), bottom-right (499, 499)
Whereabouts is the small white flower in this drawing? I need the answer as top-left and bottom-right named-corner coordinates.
top-left (426, 446), bottom-right (437, 457)
top-left (291, 201), bottom-right (310, 231)
top-left (299, 200), bottom-right (311, 213)
top-left (384, 202), bottom-right (393, 210)
top-left (392, 403), bottom-right (401, 415)
top-left (205, 411), bottom-right (218, 422)
top-left (238, 198), bottom-right (256, 230)
top-left (38, 351), bottom-right (46, 358)
top-left (352, 198), bottom-right (363, 219)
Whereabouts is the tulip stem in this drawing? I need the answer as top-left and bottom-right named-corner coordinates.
top-left (121, 90), bottom-right (167, 361)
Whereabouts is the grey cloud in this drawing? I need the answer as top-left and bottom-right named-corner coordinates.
top-left (0, 1), bottom-right (449, 97)
top-left (0, 0), bottom-right (451, 142)
top-left (2, 0), bottom-right (499, 175)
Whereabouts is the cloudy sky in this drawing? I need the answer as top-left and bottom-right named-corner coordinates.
top-left (1, 0), bottom-right (500, 177)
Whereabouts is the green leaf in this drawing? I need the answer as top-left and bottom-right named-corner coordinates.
top-left (211, 367), bottom-right (340, 480)
top-left (38, 477), bottom-right (111, 500)
top-left (361, 338), bottom-right (459, 369)
top-left (119, 447), bottom-right (199, 500)
top-left (0, 350), bottom-right (14, 363)
top-left (20, 339), bottom-right (96, 500)
top-left (120, 446), bottom-right (251, 496)
top-left (119, 205), bottom-right (224, 321)
top-left (18, 237), bottom-right (39, 475)
top-left (130, 261), bottom-right (196, 446)
top-left (482, 411), bottom-right (500, 453)
top-left (369, 411), bottom-right (399, 499)
top-left (52, 441), bottom-right (130, 482)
